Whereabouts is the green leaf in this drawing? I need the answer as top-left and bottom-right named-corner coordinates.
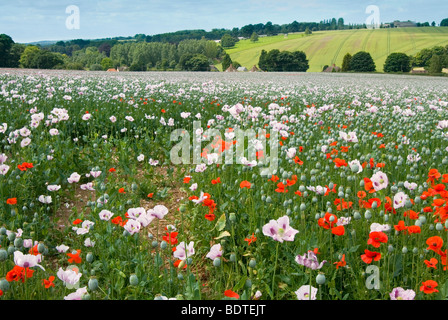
top-left (215, 231), bottom-right (231, 240)
top-left (233, 275), bottom-right (247, 292)
top-left (214, 213), bottom-right (226, 231)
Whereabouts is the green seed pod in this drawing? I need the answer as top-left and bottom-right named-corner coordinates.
top-left (0, 278), bottom-right (10, 291)
top-left (14, 238), bottom-right (23, 248)
top-left (213, 258), bottom-right (221, 267)
top-left (129, 274), bottom-right (139, 286)
top-left (402, 247), bottom-right (408, 254)
top-left (88, 277), bottom-right (99, 291)
top-left (86, 252), bottom-right (94, 263)
top-left (7, 245), bottom-right (15, 255)
top-left (249, 259), bottom-right (257, 268)
top-left (436, 223), bottom-right (444, 231)
top-left (229, 212), bottom-right (237, 222)
top-left (316, 273), bottom-right (326, 285)
top-left (7, 233), bottom-right (15, 242)
top-left (82, 293), bottom-right (91, 300)
top-left (160, 241), bottom-right (168, 250)
top-left (37, 243), bottom-right (45, 253)
top-left (245, 279), bottom-right (252, 289)
top-left (0, 249), bottom-right (7, 261)
top-left (177, 273), bottom-right (184, 280)
top-left (229, 253), bottom-right (236, 262)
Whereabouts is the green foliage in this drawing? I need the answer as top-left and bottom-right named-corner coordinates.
top-left (341, 53), bottom-right (352, 72)
top-left (383, 52), bottom-right (411, 73)
top-left (258, 49), bottom-right (309, 72)
top-left (101, 57), bottom-right (114, 71)
top-left (428, 54), bottom-right (443, 73)
top-left (184, 54), bottom-right (210, 71)
top-left (250, 32), bottom-right (259, 42)
top-left (349, 51), bottom-right (376, 72)
top-left (441, 18), bottom-right (448, 27)
top-left (0, 34), bottom-right (18, 67)
top-left (221, 34), bottom-right (236, 48)
top-left (222, 53), bottom-right (232, 71)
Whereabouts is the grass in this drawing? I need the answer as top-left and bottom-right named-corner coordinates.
top-left (218, 27), bottom-right (448, 72)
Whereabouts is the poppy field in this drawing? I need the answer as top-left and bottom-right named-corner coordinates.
top-left (1, 69), bottom-right (448, 301)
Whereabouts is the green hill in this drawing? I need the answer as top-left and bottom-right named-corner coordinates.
top-left (218, 27), bottom-right (448, 72)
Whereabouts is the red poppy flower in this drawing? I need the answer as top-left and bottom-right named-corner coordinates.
top-left (240, 181), bottom-right (251, 189)
top-left (244, 233), bottom-right (257, 246)
top-left (109, 167), bottom-right (116, 172)
top-left (426, 236), bottom-right (443, 253)
top-left (367, 232), bottom-right (388, 248)
top-left (224, 290), bottom-right (240, 299)
top-left (361, 249), bottom-right (381, 264)
top-left (334, 254), bottom-right (346, 269)
top-left (67, 249), bottom-right (82, 264)
top-left (42, 276), bottom-right (55, 289)
top-left (420, 280), bottom-right (439, 294)
top-left (205, 213), bottom-right (216, 221)
top-left (6, 198), bottom-right (17, 205)
top-left (118, 187), bottom-right (126, 194)
top-left (72, 219), bottom-right (83, 225)
top-left (424, 258), bottom-right (438, 269)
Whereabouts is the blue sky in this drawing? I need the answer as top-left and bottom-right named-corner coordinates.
top-left (1, 0), bottom-right (446, 43)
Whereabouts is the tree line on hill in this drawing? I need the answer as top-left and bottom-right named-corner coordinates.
top-left (325, 44), bottom-right (448, 75)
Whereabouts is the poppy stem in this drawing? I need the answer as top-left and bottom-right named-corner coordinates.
top-left (272, 241), bottom-right (279, 299)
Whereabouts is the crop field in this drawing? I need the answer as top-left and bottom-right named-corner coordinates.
top-left (220, 27), bottom-right (448, 72)
top-left (0, 69), bottom-right (448, 301)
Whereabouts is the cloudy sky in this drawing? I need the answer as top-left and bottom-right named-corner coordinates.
top-left (1, 0), bottom-right (446, 43)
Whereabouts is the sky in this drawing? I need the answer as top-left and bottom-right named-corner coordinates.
top-left (0, 0), bottom-right (447, 43)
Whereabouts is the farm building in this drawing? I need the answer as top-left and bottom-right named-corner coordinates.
top-left (393, 21), bottom-right (417, 28)
top-left (250, 65), bottom-right (260, 72)
top-left (323, 64), bottom-right (341, 72)
top-left (225, 64), bottom-right (237, 72)
top-left (237, 66), bottom-right (248, 72)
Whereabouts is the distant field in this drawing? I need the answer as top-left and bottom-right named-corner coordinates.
top-left (218, 27), bottom-right (448, 72)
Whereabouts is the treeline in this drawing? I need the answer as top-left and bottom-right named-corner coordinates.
top-left (325, 44), bottom-right (448, 75)
top-left (0, 34), bottom-right (224, 71)
top-left (258, 49), bottom-right (309, 72)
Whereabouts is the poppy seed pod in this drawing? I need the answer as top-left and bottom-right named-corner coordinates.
top-left (436, 223), bottom-right (444, 231)
top-left (86, 252), bottom-right (94, 263)
top-left (129, 274), bottom-right (139, 286)
top-left (213, 257), bottom-right (221, 267)
top-left (88, 277), bottom-right (99, 291)
top-left (14, 238), bottom-right (23, 248)
top-left (316, 273), bottom-right (326, 285)
top-left (0, 278), bottom-right (10, 292)
top-left (249, 259), bottom-right (257, 268)
top-left (0, 249), bottom-right (7, 261)
top-left (37, 243), bottom-right (45, 253)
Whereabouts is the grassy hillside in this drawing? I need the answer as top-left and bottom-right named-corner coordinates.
top-left (218, 27), bottom-right (448, 72)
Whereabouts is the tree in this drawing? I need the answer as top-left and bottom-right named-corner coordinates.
top-left (383, 52), bottom-right (411, 73)
top-left (250, 32), bottom-right (259, 42)
top-left (338, 18), bottom-right (345, 30)
top-left (220, 34), bottom-right (236, 48)
top-left (341, 53), bottom-right (352, 71)
top-left (258, 50), bottom-right (268, 71)
top-left (33, 50), bottom-right (63, 69)
top-left (349, 51), bottom-right (376, 72)
top-left (428, 54), bottom-right (443, 73)
top-left (222, 53), bottom-right (232, 71)
top-left (441, 18), bottom-right (448, 27)
top-left (184, 54), bottom-right (209, 71)
top-left (257, 49), bottom-right (309, 72)
top-left (0, 34), bottom-right (14, 67)
top-left (304, 27), bottom-right (312, 35)
top-left (98, 43), bottom-right (112, 57)
top-left (101, 57), bottom-right (114, 70)
top-left (19, 46), bottom-right (41, 68)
